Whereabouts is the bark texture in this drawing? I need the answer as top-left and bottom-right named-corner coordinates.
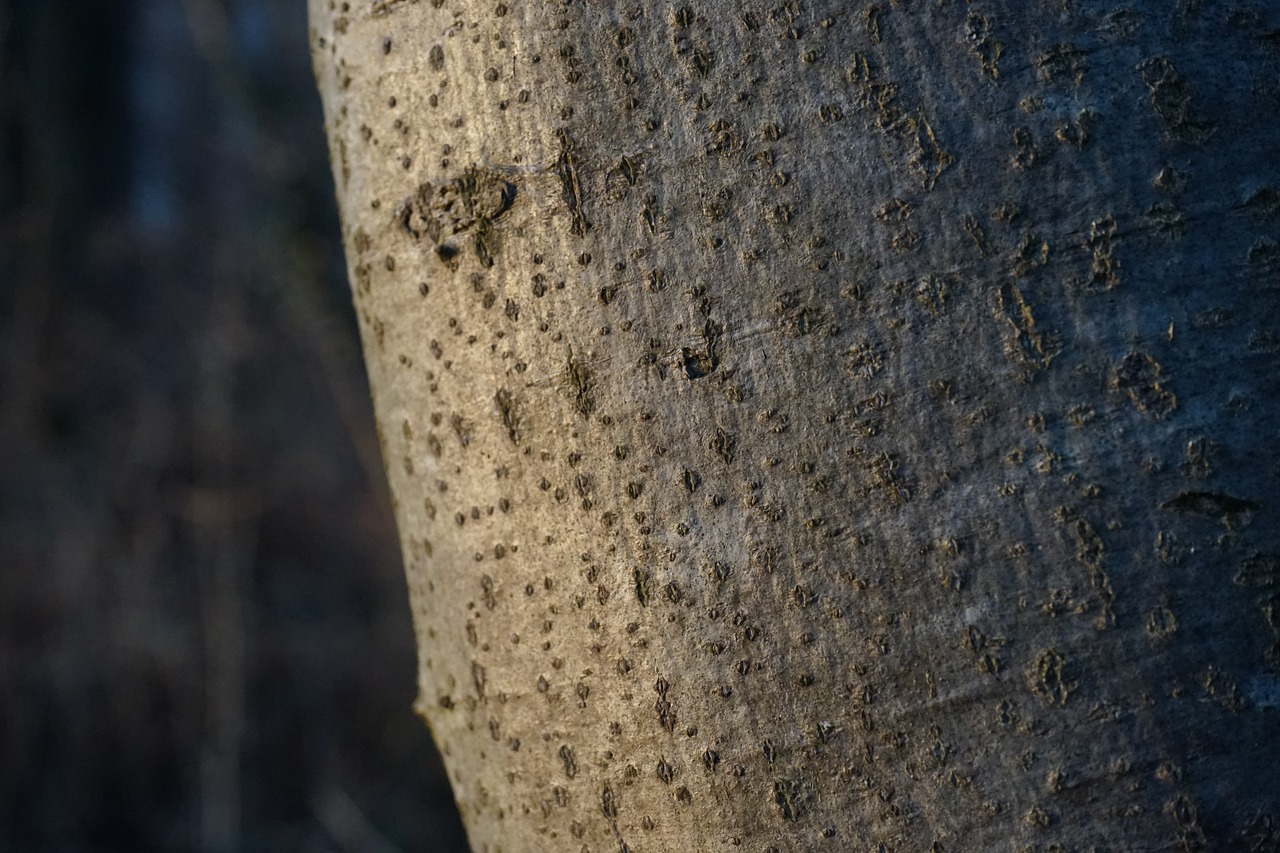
top-left (311, 1), bottom-right (1280, 849)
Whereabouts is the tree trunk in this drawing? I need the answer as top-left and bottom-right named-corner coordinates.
top-left (310, 1), bottom-right (1280, 849)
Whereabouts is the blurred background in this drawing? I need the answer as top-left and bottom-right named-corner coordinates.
top-left (0, 1), bottom-right (468, 850)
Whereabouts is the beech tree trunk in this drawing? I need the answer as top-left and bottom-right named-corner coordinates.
top-left (310, 1), bottom-right (1280, 849)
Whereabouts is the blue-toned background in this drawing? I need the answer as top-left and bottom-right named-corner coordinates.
top-left (0, 2), bottom-right (467, 849)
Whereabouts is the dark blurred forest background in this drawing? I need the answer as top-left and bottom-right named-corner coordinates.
top-left (0, 1), bottom-right (468, 850)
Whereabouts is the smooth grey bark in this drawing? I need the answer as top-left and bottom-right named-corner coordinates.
top-left (311, 1), bottom-right (1280, 850)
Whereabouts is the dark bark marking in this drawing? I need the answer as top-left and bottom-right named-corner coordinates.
top-left (846, 340), bottom-right (884, 379)
top-left (1137, 56), bottom-right (1214, 144)
top-left (1011, 232), bottom-right (1050, 277)
top-left (1145, 604), bottom-right (1179, 643)
top-left (1087, 214), bottom-right (1121, 289)
top-left (848, 52), bottom-right (901, 126)
top-left (556, 128), bottom-right (591, 237)
top-left (1160, 491), bottom-right (1260, 520)
top-left (633, 569), bottom-right (652, 606)
top-left (865, 5), bottom-right (882, 45)
top-left (711, 427), bottom-right (742, 461)
top-left (1029, 648), bottom-right (1075, 706)
top-left (654, 677), bottom-right (677, 732)
top-left (397, 165), bottom-right (516, 265)
top-left (680, 310), bottom-right (723, 379)
top-left (1035, 43), bottom-right (1086, 86)
top-left (559, 744), bottom-right (578, 778)
top-left (1164, 795), bottom-right (1209, 852)
top-left (1012, 127), bottom-right (1037, 170)
top-left (564, 350), bottom-right (596, 417)
top-left (773, 779), bottom-right (806, 821)
top-left (1054, 107), bottom-right (1098, 149)
top-left (908, 114), bottom-right (954, 191)
top-left (1073, 519), bottom-right (1116, 627)
top-left (965, 12), bottom-right (1003, 79)
top-left (1242, 186), bottom-right (1280, 217)
top-left (1236, 553), bottom-right (1280, 589)
top-left (1237, 554), bottom-right (1280, 663)
top-left (965, 625), bottom-right (1004, 674)
top-left (450, 413), bottom-right (472, 447)
top-left (914, 273), bottom-right (952, 317)
top-left (1113, 352), bottom-right (1176, 419)
top-left (962, 214), bottom-right (995, 256)
top-left (997, 282), bottom-right (1059, 377)
top-left (869, 451), bottom-right (913, 506)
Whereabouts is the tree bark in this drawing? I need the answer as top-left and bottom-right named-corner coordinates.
top-left (310, 1), bottom-right (1280, 849)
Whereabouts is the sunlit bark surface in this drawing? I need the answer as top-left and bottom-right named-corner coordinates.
top-left (313, 1), bottom-right (1280, 849)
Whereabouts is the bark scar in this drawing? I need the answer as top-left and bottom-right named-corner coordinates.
top-left (556, 128), bottom-right (591, 237)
